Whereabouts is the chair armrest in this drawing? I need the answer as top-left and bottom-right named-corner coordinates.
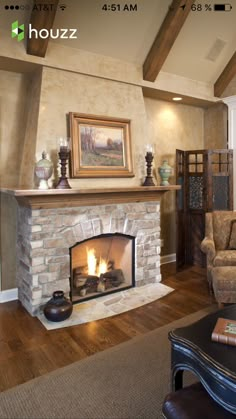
top-left (200, 238), bottom-right (216, 261)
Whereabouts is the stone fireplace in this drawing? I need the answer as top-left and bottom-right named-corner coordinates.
top-left (1, 186), bottom-right (180, 316)
top-left (18, 200), bottom-right (161, 315)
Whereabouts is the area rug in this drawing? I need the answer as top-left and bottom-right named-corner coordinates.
top-left (38, 282), bottom-right (174, 330)
top-left (0, 306), bottom-right (217, 419)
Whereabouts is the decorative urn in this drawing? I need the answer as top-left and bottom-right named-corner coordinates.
top-left (158, 160), bottom-right (173, 186)
top-left (35, 151), bottom-right (53, 190)
top-left (43, 290), bottom-right (73, 322)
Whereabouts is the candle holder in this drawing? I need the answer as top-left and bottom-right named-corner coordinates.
top-left (142, 145), bottom-right (155, 186)
top-left (55, 138), bottom-right (71, 189)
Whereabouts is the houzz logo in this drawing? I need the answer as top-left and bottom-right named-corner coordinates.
top-left (11, 21), bottom-right (77, 42)
top-left (28, 24), bottom-right (77, 39)
top-left (12, 21), bottom-right (25, 41)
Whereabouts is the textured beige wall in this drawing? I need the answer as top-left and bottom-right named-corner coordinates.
top-left (34, 67), bottom-right (148, 189)
top-left (0, 193), bottom-right (17, 290)
top-left (19, 69), bottom-right (43, 188)
top-left (144, 98), bottom-right (204, 256)
top-left (0, 70), bottom-right (30, 188)
top-left (204, 103), bottom-right (228, 149)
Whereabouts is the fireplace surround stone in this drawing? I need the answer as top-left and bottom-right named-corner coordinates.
top-left (1, 186), bottom-right (180, 316)
top-left (17, 201), bottom-right (162, 315)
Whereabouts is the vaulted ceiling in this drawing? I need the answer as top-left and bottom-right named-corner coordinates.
top-left (2, 0), bottom-right (236, 97)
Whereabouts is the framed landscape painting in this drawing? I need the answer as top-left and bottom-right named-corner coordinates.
top-left (69, 113), bottom-right (134, 178)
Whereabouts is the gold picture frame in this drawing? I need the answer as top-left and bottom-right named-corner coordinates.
top-left (69, 113), bottom-right (134, 178)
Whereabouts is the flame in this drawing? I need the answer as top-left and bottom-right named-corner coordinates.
top-left (98, 258), bottom-right (107, 276)
top-left (87, 248), bottom-right (97, 275)
top-left (86, 248), bottom-right (108, 276)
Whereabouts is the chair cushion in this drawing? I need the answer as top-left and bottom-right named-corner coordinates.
top-left (214, 251), bottom-right (236, 267)
top-left (162, 382), bottom-right (235, 419)
top-left (228, 220), bottom-right (236, 250)
top-left (213, 212), bottom-right (236, 250)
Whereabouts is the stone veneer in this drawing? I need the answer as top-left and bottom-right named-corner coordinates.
top-left (17, 201), bottom-right (161, 315)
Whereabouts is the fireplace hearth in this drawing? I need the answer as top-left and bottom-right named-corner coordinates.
top-left (70, 233), bottom-right (135, 303)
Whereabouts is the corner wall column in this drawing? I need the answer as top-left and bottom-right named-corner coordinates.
top-left (223, 96), bottom-right (236, 210)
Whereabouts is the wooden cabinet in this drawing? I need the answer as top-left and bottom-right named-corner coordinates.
top-left (176, 149), bottom-right (233, 269)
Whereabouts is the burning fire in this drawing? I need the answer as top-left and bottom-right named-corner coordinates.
top-left (87, 248), bottom-right (97, 275)
top-left (98, 258), bottom-right (107, 275)
top-left (86, 248), bottom-right (107, 276)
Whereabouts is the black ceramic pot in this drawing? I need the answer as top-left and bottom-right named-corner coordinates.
top-left (43, 290), bottom-right (73, 322)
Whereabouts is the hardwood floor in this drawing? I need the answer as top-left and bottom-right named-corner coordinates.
top-left (0, 263), bottom-right (215, 392)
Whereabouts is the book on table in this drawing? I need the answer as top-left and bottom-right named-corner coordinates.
top-left (211, 317), bottom-right (236, 346)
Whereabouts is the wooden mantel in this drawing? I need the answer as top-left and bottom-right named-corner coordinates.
top-left (1, 186), bottom-right (180, 209)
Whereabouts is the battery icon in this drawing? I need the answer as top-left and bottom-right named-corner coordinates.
top-left (214, 4), bottom-right (232, 11)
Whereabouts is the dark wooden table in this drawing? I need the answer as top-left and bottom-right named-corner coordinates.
top-left (169, 305), bottom-right (236, 414)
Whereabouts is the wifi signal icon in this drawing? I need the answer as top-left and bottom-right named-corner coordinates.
top-left (59, 4), bottom-right (66, 11)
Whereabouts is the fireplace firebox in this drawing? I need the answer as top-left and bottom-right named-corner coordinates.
top-left (70, 233), bottom-right (135, 304)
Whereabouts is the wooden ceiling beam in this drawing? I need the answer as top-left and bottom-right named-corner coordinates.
top-left (27, 0), bottom-right (59, 57)
top-left (214, 52), bottom-right (236, 97)
top-left (143, 0), bottom-right (195, 82)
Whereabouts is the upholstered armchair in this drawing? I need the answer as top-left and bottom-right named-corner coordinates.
top-left (201, 211), bottom-right (236, 288)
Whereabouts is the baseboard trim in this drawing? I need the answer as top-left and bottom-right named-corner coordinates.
top-left (0, 288), bottom-right (18, 303)
top-left (161, 253), bottom-right (176, 265)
